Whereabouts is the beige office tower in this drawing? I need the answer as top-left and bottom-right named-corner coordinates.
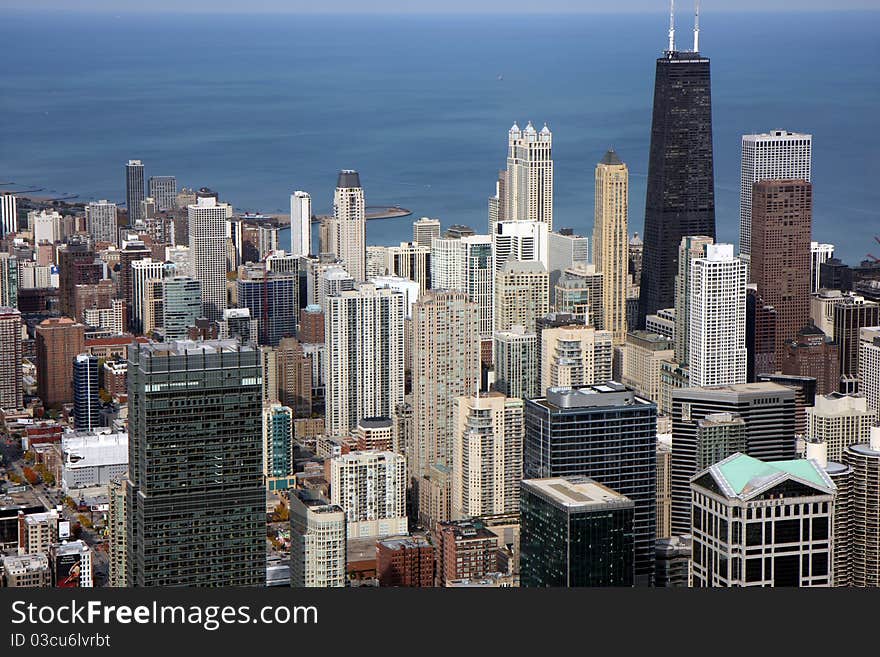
top-left (623, 330), bottom-right (675, 404)
top-left (328, 170), bottom-right (366, 282)
top-left (452, 392), bottom-right (524, 520)
top-left (107, 477), bottom-right (127, 587)
top-left (540, 325), bottom-right (613, 393)
top-left (411, 290), bottom-right (481, 481)
top-left (188, 196), bottom-right (232, 322)
top-left (807, 393), bottom-right (877, 463)
top-left (674, 235), bottom-right (715, 364)
top-left (593, 150), bottom-right (629, 345)
top-left (844, 427), bottom-right (880, 588)
top-left (494, 259), bottom-right (548, 333)
top-left (413, 217), bottom-right (441, 248)
top-left (290, 491), bottom-right (347, 588)
top-left (505, 121), bottom-right (553, 228)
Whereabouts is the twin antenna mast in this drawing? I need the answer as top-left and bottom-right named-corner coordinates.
top-left (668, 0), bottom-right (701, 53)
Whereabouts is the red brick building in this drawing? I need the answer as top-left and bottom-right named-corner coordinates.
top-left (436, 520), bottom-right (499, 587)
top-left (781, 323), bottom-right (839, 395)
top-left (377, 536), bottom-right (434, 587)
top-left (35, 317), bottom-right (85, 408)
top-left (298, 306), bottom-right (324, 344)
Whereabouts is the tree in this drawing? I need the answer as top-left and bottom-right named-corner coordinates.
top-left (21, 466), bottom-right (40, 485)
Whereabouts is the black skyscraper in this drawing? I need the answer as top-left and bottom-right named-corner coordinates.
top-left (638, 47), bottom-right (715, 327)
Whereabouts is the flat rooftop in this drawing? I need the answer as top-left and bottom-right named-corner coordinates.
top-left (535, 382), bottom-right (653, 410)
top-left (522, 476), bottom-right (633, 512)
top-left (137, 339), bottom-right (254, 356)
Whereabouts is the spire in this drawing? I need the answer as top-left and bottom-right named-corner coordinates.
top-left (668, 0), bottom-right (676, 52)
top-left (693, 0), bottom-right (700, 52)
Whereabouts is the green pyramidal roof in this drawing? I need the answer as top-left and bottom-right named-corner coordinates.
top-left (715, 453), bottom-right (830, 496)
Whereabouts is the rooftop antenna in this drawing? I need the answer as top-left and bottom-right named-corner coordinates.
top-left (693, 0), bottom-right (700, 53)
top-left (668, 0), bottom-right (676, 52)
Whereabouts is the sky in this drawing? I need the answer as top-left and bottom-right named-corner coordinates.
top-left (4, 0), bottom-right (879, 13)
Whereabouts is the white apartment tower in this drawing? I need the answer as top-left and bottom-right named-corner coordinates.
top-left (290, 191), bottom-right (312, 257)
top-left (492, 219), bottom-right (549, 272)
top-left (452, 392), bottom-right (524, 520)
top-left (807, 393), bottom-right (878, 463)
top-left (290, 492), bottom-right (346, 588)
top-left (325, 283), bottom-right (405, 434)
top-left (329, 170), bottom-right (366, 282)
top-left (506, 121), bottom-right (553, 229)
top-left (688, 244), bottom-right (748, 387)
top-left (810, 242), bottom-right (835, 293)
top-left (431, 234), bottom-right (495, 341)
top-left (1, 193), bottom-right (18, 238)
top-left (413, 217), bottom-right (441, 248)
top-left (859, 327), bottom-right (880, 415)
top-left (188, 196), bottom-right (232, 322)
top-left (540, 324), bottom-right (613, 393)
top-left (330, 451), bottom-right (408, 539)
top-left (85, 200), bottom-right (119, 245)
top-left (740, 130), bottom-right (812, 257)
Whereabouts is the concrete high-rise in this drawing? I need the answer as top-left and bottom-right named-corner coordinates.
top-left (843, 428), bottom-right (880, 588)
top-left (670, 382), bottom-right (798, 536)
top-left (330, 451), bottom-right (407, 539)
top-left (0, 308), bottom-right (23, 410)
top-left (85, 200), bottom-right (118, 245)
top-left (290, 490), bottom-right (346, 588)
top-left (125, 160), bottom-right (145, 225)
top-left (688, 244), bottom-right (748, 387)
top-left (860, 327), bottom-right (880, 414)
top-left (289, 191), bottom-right (311, 257)
top-left (452, 392), bottom-right (524, 520)
top-left (325, 283), bottom-right (405, 434)
top-left (494, 259), bottom-right (548, 334)
top-left (411, 290), bottom-right (480, 480)
top-left (130, 258), bottom-right (168, 335)
top-left (431, 234), bottom-right (494, 346)
top-left (126, 340), bottom-right (265, 586)
top-left (690, 452), bottom-right (834, 587)
top-left (492, 219), bottom-right (549, 272)
top-left (412, 217), bottom-right (441, 249)
top-left (740, 130), bottom-right (812, 257)
top-left (524, 383), bottom-right (657, 585)
top-left (36, 317), bottom-right (85, 409)
top-left (833, 296), bottom-right (880, 391)
top-left (493, 325), bottom-right (540, 400)
top-left (540, 324), bottom-right (613, 393)
top-left (593, 149), bottom-right (629, 345)
top-left (750, 180), bottom-right (812, 366)
top-left (148, 176), bottom-right (177, 212)
top-left (520, 477), bottom-right (635, 587)
top-left (639, 38), bottom-right (715, 327)
top-left (188, 196), bottom-right (231, 322)
top-left (328, 170), bottom-right (366, 282)
top-left (275, 337), bottom-right (313, 417)
top-left (673, 235), bottom-right (714, 364)
top-left (505, 121), bottom-right (553, 229)
top-left (807, 393), bottom-right (877, 463)
top-left (810, 242), bottom-right (834, 293)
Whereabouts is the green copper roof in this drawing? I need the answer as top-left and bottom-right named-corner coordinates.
top-left (716, 453), bottom-right (828, 496)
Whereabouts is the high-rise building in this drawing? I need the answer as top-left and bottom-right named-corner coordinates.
top-left (411, 290), bottom-right (480, 480)
top-left (860, 326), bottom-right (880, 414)
top-left (452, 392), bottom-right (524, 519)
top-left (548, 229), bottom-right (589, 304)
top-left (57, 240), bottom-right (102, 320)
top-left (673, 235), bottom-right (714, 364)
top-left (810, 242), bottom-right (834, 293)
top-left (328, 170), bottom-right (366, 282)
top-left (554, 265), bottom-right (603, 328)
top-left (833, 295), bottom-right (880, 391)
top-left (690, 452), bottom-right (834, 587)
top-left (740, 130), bottom-right (812, 257)
top-left (107, 478), bottom-right (127, 587)
top-left (36, 317), bottom-right (85, 408)
top-left (126, 340), bottom-right (265, 586)
top-left (493, 325), bottom-right (540, 400)
top-left (73, 354), bottom-right (101, 430)
top-left (161, 276), bottom-right (201, 340)
top-left (236, 263), bottom-right (298, 346)
top-left (0, 253), bottom-right (18, 309)
top-left (383, 242), bottom-right (431, 294)
top-left (505, 121), bottom-right (553, 228)
top-left (188, 196), bottom-right (231, 322)
top-left (262, 403), bottom-right (294, 490)
top-left (524, 383), bottom-right (657, 585)
top-left (289, 191), bottom-right (312, 257)
top-left (130, 258), bottom-right (168, 334)
top-left (290, 490), bottom-right (346, 588)
top-left (0, 192), bottom-right (17, 238)
top-left (125, 160), bottom-right (145, 225)
top-left (806, 393), bottom-right (877, 463)
top-left (436, 518), bottom-right (501, 586)
top-left (688, 244), bottom-right (748, 387)
top-left (540, 325), bottom-right (613, 393)
top-left (593, 149), bottom-right (629, 345)
top-left (747, 286), bottom-right (777, 380)
top-left (843, 427), bottom-right (880, 588)
top-left (494, 259), bottom-right (548, 334)
top-left (0, 308), bottom-right (22, 410)
top-left (431, 234), bottom-right (494, 344)
top-left (656, 436), bottom-right (672, 539)
top-left (412, 217), bottom-right (441, 249)
top-left (670, 382), bottom-right (798, 536)
top-left (276, 337), bottom-right (313, 417)
top-left (781, 323), bottom-right (839, 395)
top-left (492, 220), bottom-right (549, 272)
top-left (85, 200), bottom-right (118, 245)
top-left (751, 180), bottom-right (812, 366)
top-left (622, 330), bottom-right (675, 404)
top-left (639, 34), bottom-right (716, 327)
top-left (520, 476), bottom-right (635, 587)
top-left (148, 176), bottom-right (177, 212)
top-left (325, 283), bottom-right (405, 434)
top-left (330, 450), bottom-right (407, 539)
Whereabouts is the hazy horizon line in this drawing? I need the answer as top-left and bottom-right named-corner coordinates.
top-left (4, 7), bottom-right (879, 15)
